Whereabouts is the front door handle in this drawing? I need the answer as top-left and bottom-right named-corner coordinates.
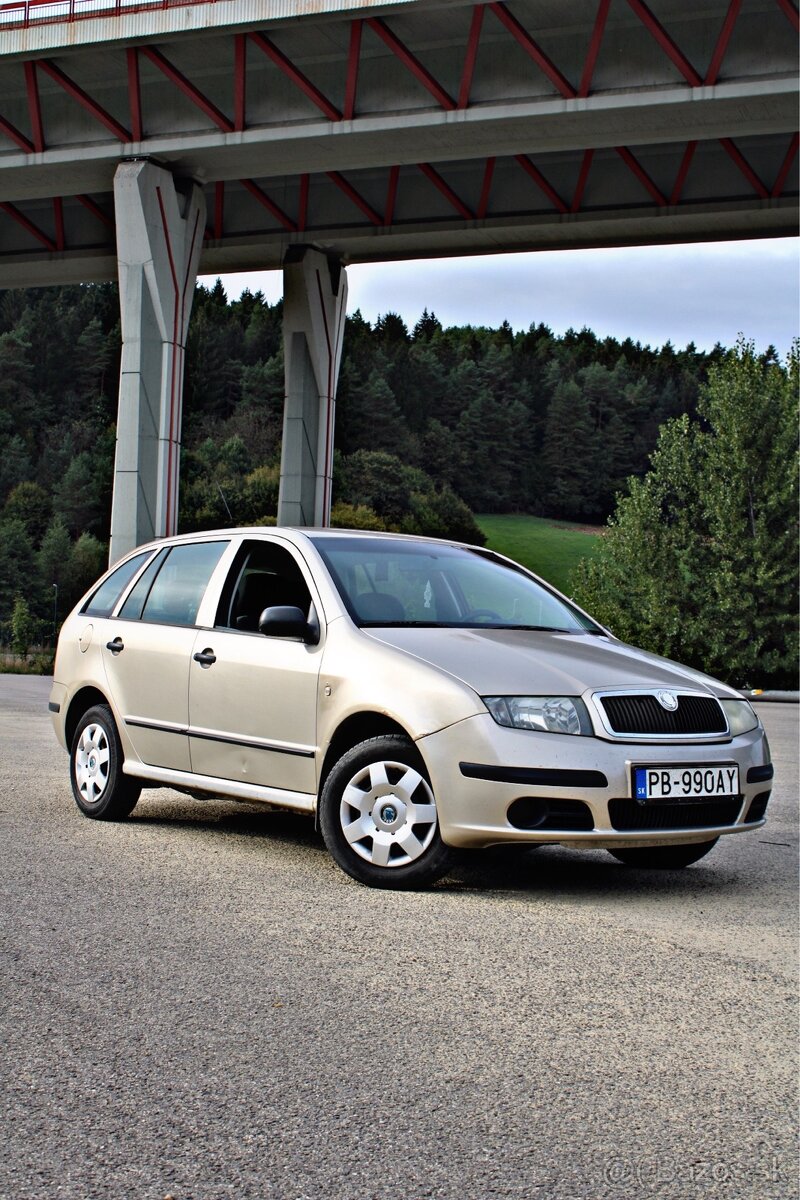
top-left (106, 637), bottom-right (124, 654)
top-left (193, 649), bottom-right (217, 667)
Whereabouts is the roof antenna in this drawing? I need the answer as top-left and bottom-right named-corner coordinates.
top-left (217, 482), bottom-right (233, 523)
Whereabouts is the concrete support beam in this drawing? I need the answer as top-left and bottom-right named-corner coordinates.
top-left (278, 247), bottom-right (348, 527)
top-left (109, 160), bottom-right (205, 564)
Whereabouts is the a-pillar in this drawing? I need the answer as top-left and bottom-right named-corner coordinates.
top-left (109, 160), bottom-right (205, 564)
top-left (278, 247), bottom-right (348, 527)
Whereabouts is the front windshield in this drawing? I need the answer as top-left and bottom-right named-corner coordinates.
top-left (310, 536), bottom-right (601, 632)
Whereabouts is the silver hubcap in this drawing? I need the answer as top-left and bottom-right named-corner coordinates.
top-left (75, 723), bottom-right (110, 805)
top-left (340, 759), bottom-right (438, 869)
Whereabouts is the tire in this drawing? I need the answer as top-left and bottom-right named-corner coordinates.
top-left (319, 735), bottom-right (454, 889)
top-left (608, 838), bottom-right (720, 869)
top-left (69, 704), bottom-right (141, 820)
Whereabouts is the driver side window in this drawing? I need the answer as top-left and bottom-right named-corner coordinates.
top-left (218, 542), bottom-right (312, 632)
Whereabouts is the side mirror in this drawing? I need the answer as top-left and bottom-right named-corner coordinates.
top-left (258, 605), bottom-right (319, 645)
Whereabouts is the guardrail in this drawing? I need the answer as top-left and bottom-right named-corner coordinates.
top-left (0, 0), bottom-right (219, 28)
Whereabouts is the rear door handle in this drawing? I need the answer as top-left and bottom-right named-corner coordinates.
top-left (193, 649), bottom-right (216, 667)
top-left (106, 637), bottom-right (124, 654)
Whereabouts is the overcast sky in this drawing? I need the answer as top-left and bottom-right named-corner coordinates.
top-left (200, 237), bottom-right (799, 357)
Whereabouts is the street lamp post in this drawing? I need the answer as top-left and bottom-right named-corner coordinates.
top-left (52, 583), bottom-right (58, 648)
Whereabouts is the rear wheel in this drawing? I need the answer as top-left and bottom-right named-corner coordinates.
top-left (319, 735), bottom-right (453, 889)
top-left (70, 704), bottom-right (141, 820)
top-left (608, 838), bottom-right (719, 869)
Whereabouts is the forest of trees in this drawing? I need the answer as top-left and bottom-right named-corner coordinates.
top-left (0, 279), bottom-right (794, 681)
top-left (181, 280), bottom-right (724, 528)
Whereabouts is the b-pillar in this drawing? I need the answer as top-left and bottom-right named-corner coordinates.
top-left (278, 246), bottom-right (348, 527)
top-left (109, 160), bottom-right (205, 564)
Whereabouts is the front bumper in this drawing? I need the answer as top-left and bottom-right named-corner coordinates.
top-left (418, 713), bottom-right (772, 850)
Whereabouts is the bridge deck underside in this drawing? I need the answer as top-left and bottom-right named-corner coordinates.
top-left (0, 0), bottom-right (797, 285)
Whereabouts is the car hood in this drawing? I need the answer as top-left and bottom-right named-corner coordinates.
top-left (365, 627), bottom-right (740, 698)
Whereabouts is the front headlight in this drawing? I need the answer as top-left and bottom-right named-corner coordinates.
top-left (483, 696), bottom-right (592, 735)
top-left (720, 699), bottom-right (760, 736)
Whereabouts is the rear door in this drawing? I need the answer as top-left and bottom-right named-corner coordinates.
top-left (187, 539), bottom-right (323, 796)
top-left (100, 540), bottom-right (229, 770)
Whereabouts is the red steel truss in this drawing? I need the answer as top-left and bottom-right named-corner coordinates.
top-left (0, 0), bottom-right (797, 253)
top-left (4, 0), bottom-right (798, 149)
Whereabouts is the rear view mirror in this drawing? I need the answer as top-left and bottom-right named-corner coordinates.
top-left (258, 605), bottom-right (319, 645)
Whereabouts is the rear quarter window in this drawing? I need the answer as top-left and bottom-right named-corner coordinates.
top-left (82, 551), bottom-right (152, 617)
top-left (118, 549), bottom-right (169, 621)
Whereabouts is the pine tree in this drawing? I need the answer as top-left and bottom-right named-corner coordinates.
top-left (68, 532), bottom-right (106, 610)
top-left (10, 595), bottom-right (35, 660)
top-left (0, 331), bottom-right (36, 434)
top-left (37, 519), bottom-right (73, 595)
top-left (374, 312), bottom-right (409, 347)
top-left (3, 482), bottom-right (52, 546)
top-left (0, 520), bottom-right (37, 624)
top-left (540, 378), bottom-right (595, 519)
top-left (412, 309), bottom-right (442, 341)
top-left (0, 435), bottom-right (33, 504)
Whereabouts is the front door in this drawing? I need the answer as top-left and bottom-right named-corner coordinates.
top-left (187, 539), bottom-right (322, 797)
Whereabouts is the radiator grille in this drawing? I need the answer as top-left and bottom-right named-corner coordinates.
top-left (600, 693), bottom-right (727, 737)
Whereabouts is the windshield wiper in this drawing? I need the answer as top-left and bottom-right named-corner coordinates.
top-left (474, 628), bottom-right (575, 638)
top-left (360, 621), bottom-right (440, 628)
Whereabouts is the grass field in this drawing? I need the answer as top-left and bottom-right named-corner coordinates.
top-left (476, 513), bottom-right (603, 596)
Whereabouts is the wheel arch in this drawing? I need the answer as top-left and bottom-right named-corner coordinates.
top-left (64, 686), bottom-right (112, 748)
top-left (317, 712), bottom-right (417, 818)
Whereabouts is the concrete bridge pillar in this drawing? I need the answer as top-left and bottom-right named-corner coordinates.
top-left (278, 246), bottom-right (348, 528)
top-left (109, 160), bottom-right (205, 564)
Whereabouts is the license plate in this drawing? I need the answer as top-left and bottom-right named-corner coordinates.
top-left (634, 764), bottom-right (740, 804)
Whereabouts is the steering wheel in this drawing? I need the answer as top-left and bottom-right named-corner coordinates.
top-left (463, 609), bottom-right (503, 624)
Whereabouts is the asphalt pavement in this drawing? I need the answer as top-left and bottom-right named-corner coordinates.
top-left (1, 676), bottom-right (797, 1200)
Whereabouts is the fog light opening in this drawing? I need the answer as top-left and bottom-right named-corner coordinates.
top-left (507, 797), bottom-right (550, 830)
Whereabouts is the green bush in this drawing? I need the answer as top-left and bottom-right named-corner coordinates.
top-left (240, 464), bottom-right (280, 523)
top-left (399, 487), bottom-right (484, 545)
top-left (335, 450), bottom-right (484, 544)
top-left (330, 502), bottom-right (387, 531)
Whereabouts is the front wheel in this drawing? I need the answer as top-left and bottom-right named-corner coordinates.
top-left (70, 704), bottom-right (141, 820)
top-left (608, 838), bottom-right (719, 869)
top-left (319, 735), bottom-right (454, 889)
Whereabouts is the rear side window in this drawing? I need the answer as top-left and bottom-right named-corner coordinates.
top-left (118, 548), bottom-right (169, 621)
top-left (138, 541), bottom-right (228, 627)
top-left (82, 551), bottom-right (152, 617)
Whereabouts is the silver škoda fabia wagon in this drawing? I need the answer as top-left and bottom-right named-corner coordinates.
top-left (50, 528), bottom-right (774, 888)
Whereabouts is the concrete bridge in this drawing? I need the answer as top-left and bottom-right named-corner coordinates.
top-left (1, 0), bottom-right (797, 558)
